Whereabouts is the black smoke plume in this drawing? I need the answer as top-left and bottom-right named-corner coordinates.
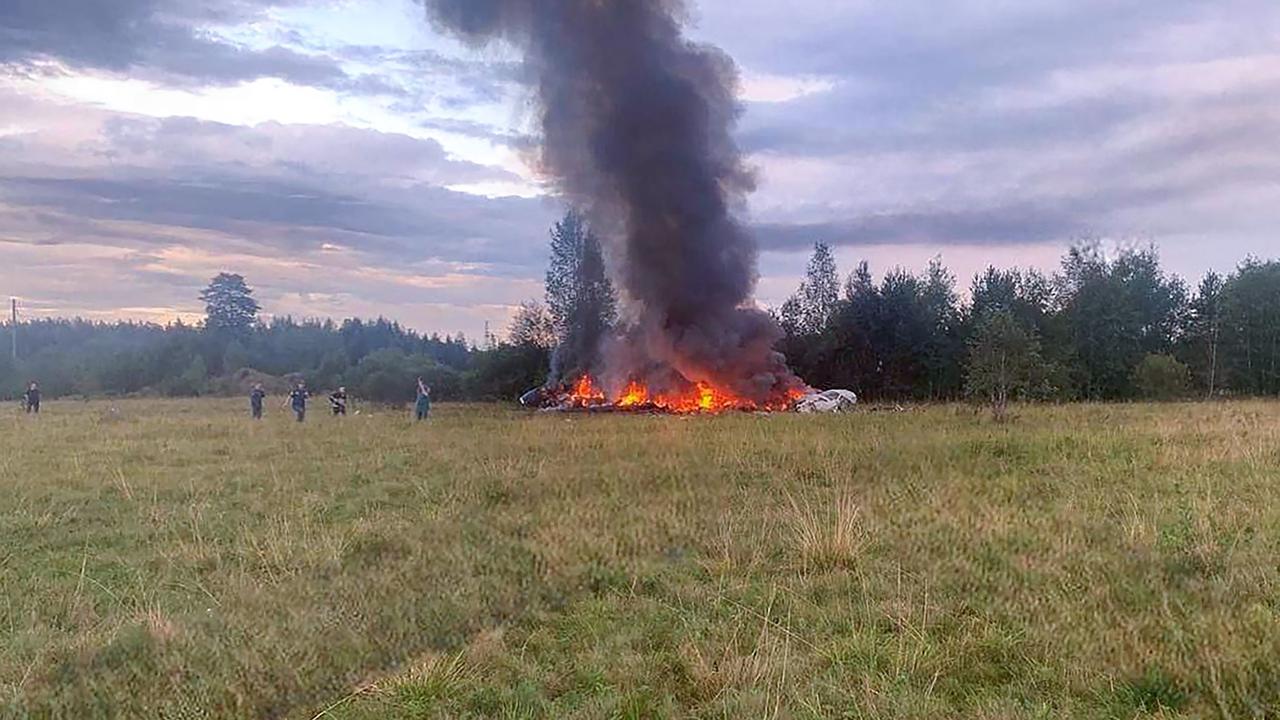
top-left (420, 0), bottom-right (806, 402)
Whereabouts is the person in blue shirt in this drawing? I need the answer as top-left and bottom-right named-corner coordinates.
top-left (414, 378), bottom-right (431, 421)
top-left (249, 383), bottom-right (266, 419)
top-left (24, 381), bottom-right (40, 414)
top-left (288, 382), bottom-right (309, 423)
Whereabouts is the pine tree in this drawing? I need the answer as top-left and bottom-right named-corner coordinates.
top-left (544, 210), bottom-right (617, 378)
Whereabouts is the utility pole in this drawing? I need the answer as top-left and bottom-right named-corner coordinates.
top-left (9, 298), bottom-right (15, 362)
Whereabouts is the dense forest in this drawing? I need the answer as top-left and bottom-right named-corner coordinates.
top-left (1, 274), bottom-right (550, 404)
top-left (779, 242), bottom-right (1280, 402)
top-left (4, 213), bottom-right (1278, 405)
top-left (0, 310), bottom-right (553, 404)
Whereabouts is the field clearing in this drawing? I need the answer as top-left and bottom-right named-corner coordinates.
top-left (2, 399), bottom-right (1279, 719)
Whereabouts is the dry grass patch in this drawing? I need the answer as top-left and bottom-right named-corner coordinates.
top-left (786, 492), bottom-right (868, 573)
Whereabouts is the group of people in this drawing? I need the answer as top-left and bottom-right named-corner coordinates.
top-left (16, 378), bottom-right (433, 421)
top-left (249, 378), bottom-right (432, 422)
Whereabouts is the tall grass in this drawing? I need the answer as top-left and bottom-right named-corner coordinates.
top-left (787, 492), bottom-right (866, 573)
top-left (1, 399), bottom-right (1278, 718)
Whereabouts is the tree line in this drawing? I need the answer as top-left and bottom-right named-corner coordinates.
top-left (0, 310), bottom-right (512, 403)
top-left (778, 241), bottom-right (1280, 404)
top-left (0, 266), bottom-right (551, 404)
top-left (4, 215), bottom-right (1277, 406)
top-left (0, 211), bottom-right (608, 405)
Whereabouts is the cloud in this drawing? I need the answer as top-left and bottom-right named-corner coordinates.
top-left (97, 116), bottom-right (513, 186)
top-left (0, 162), bottom-right (555, 268)
top-left (0, 0), bottom-right (357, 89)
top-left (0, 232), bottom-right (544, 335)
top-left (0, 100), bottom-right (554, 260)
top-left (0, 90), bottom-right (559, 336)
top-left (755, 204), bottom-right (1085, 252)
top-left (1, 0), bottom-right (527, 128)
top-left (714, 0), bottom-right (1280, 270)
top-left (416, 116), bottom-right (530, 146)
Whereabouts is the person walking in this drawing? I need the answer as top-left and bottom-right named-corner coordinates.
top-left (23, 381), bottom-right (40, 414)
top-left (414, 377), bottom-right (431, 421)
top-left (249, 383), bottom-right (266, 420)
top-left (288, 382), bottom-right (309, 423)
top-left (329, 386), bottom-right (348, 416)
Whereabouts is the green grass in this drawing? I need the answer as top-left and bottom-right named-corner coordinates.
top-left (2, 399), bottom-right (1279, 719)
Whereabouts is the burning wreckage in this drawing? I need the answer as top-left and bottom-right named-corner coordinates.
top-left (424, 0), bottom-right (855, 414)
top-left (522, 379), bottom-right (857, 415)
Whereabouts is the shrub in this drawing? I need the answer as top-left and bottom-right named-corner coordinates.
top-left (347, 349), bottom-right (461, 404)
top-left (1132, 354), bottom-right (1190, 400)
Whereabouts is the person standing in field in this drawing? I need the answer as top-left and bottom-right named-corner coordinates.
top-left (23, 381), bottom-right (40, 414)
top-left (250, 383), bottom-right (266, 420)
top-left (329, 386), bottom-right (348, 416)
top-left (288, 382), bottom-right (309, 423)
top-left (414, 378), bottom-right (431, 421)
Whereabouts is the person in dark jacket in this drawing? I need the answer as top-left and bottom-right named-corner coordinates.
top-left (288, 382), bottom-right (308, 423)
top-left (249, 383), bottom-right (266, 419)
top-left (414, 378), bottom-right (431, 421)
top-left (328, 387), bottom-right (348, 416)
top-left (23, 381), bottom-right (40, 414)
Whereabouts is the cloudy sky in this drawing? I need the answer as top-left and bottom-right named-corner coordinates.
top-left (2, 0), bottom-right (1277, 338)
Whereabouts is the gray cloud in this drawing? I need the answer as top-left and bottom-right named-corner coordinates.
top-left (0, 108), bottom-right (557, 272)
top-left (717, 0), bottom-right (1277, 155)
top-left (701, 0), bottom-right (1252, 90)
top-left (0, 0), bottom-right (348, 88)
top-left (755, 205), bottom-right (1086, 252)
top-left (0, 0), bottom-right (521, 120)
top-left (706, 0), bottom-right (1280, 260)
top-left (0, 101), bottom-right (558, 335)
top-left (751, 86), bottom-right (1280, 252)
top-left (96, 116), bottom-right (514, 186)
top-left (416, 116), bottom-right (531, 145)
top-left (7, 174), bottom-right (551, 266)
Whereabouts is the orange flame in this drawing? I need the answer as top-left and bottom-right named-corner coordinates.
top-left (618, 380), bottom-right (649, 407)
top-left (564, 375), bottom-right (804, 413)
top-left (570, 375), bottom-right (606, 405)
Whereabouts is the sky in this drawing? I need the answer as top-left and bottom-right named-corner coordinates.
top-left (1, 0), bottom-right (1277, 339)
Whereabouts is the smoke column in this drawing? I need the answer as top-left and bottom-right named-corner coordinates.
top-left (421, 0), bottom-right (804, 402)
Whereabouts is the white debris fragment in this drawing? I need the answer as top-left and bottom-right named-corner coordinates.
top-left (794, 389), bottom-right (859, 413)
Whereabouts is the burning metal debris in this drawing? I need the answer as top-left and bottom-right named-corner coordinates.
top-left (522, 375), bottom-right (854, 415)
top-left (794, 389), bottom-right (860, 414)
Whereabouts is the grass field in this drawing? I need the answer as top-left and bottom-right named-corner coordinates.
top-left (2, 399), bottom-right (1279, 719)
